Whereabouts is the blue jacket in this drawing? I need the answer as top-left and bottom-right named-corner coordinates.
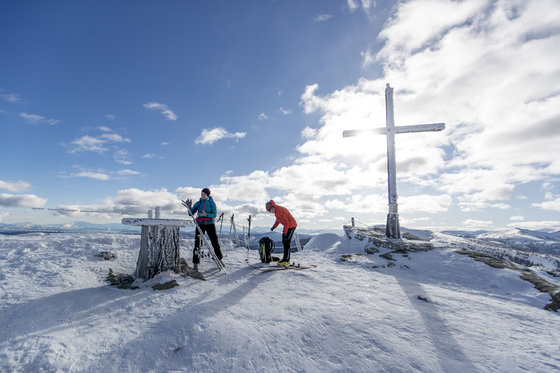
top-left (189, 196), bottom-right (217, 225)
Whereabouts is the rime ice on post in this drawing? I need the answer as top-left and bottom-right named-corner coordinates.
top-left (343, 83), bottom-right (445, 239)
top-left (122, 207), bottom-right (194, 279)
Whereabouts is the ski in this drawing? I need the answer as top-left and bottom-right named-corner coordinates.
top-left (251, 263), bottom-right (316, 273)
top-left (181, 200), bottom-right (227, 274)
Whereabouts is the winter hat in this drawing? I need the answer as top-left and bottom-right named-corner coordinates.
top-left (266, 200), bottom-right (275, 212)
top-left (201, 188), bottom-right (211, 196)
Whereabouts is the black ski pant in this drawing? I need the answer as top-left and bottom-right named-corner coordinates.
top-left (193, 223), bottom-right (222, 264)
top-left (281, 227), bottom-right (296, 262)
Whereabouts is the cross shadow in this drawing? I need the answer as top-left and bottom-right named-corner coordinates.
top-left (0, 286), bottom-right (145, 341)
top-left (393, 275), bottom-right (478, 372)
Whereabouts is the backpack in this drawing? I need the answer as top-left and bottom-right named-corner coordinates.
top-left (258, 237), bottom-right (278, 263)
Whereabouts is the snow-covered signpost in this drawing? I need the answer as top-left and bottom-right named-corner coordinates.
top-left (343, 83), bottom-right (444, 239)
top-left (122, 208), bottom-right (194, 279)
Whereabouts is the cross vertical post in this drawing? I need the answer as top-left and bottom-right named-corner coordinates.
top-left (384, 84), bottom-right (400, 238)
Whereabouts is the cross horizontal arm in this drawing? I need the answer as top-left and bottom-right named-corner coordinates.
top-left (343, 123), bottom-right (444, 137)
top-left (394, 123), bottom-right (445, 134)
top-left (342, 128), bottom-right (386, 138)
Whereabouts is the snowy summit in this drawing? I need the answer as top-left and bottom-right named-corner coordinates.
top-left (1, 226), bottom-right (559, 372)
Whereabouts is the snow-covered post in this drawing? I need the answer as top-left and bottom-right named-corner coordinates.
top-left (230, 215), bottom-right (240, 247)
top-left (122, 210), bottom-right (193, 280)
top-left (294, 232), bottom-right (303, 251)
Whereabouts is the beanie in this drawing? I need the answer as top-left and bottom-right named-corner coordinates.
top-left (201, 188), bottom-right (211, 196)
top-left (266, 200), bottom-right (275, 211)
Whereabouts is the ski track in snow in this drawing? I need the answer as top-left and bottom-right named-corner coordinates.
top-left (0, 231), bottom-right (559, 372)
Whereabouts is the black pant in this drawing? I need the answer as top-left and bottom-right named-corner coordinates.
top-left (193, 223), bottom-right (222, 264)
top-left (281, 227), bottom-right (296, 262)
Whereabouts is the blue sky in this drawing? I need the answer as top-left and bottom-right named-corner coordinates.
top-left (1, 0), bottom-right (559, 231)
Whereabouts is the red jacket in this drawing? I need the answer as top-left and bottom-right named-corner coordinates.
top-left (272, 204), bottom-right (297, 233)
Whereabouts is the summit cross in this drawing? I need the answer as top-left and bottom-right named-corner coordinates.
top-left (343, 83), bottom-right (445, 239)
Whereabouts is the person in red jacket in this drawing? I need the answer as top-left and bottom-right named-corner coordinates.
top-left (266, 199), bottom-right (297, 265)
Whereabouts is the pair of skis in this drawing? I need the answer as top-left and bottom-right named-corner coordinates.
top-left (250, 262), bottom-right (317, 273)
top-left (181, 200), bottom-right (226, 274)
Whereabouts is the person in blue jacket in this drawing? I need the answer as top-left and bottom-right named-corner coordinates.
top-left (185, 188), bottom-right (223, 271)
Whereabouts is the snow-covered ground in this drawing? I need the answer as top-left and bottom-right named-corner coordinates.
top-left (1, 229), bottom-right (559, 372)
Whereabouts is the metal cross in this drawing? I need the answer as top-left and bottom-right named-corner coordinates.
top-left (343, 83), bottom-right (445, 238)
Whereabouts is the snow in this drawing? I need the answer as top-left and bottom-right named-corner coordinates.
top-left (1, 229), bottom-right (559, 372)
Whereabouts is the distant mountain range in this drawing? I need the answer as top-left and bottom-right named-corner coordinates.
top-left (0, 222), bottom-right (137, 235)
top-left (0, 221), bottom-right (333, 236)
top-left (2, 222), bottom-right (558, 255)
top-left (442, 228), bottom-right (560, 255)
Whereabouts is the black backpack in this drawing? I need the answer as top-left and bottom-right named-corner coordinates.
top-left (258, 237), bottom-right (278, 263)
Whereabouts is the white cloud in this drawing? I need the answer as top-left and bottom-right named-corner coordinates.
top-left (0, 91), bottom-right (20, 103)
top-left (400, 194), bottom-right (453, 214)
top-left (315, 14), bottom-right (333, 22)
top-left (464, 219), bottom-right (493, 227)
top-left (195, 127), bottom-right (247, 145)
top-left (347, 0), bottom-right (359, 12)
top-left (143, 102), bottom-right (177, 121)
top-left (533, 197), bottom-right (560, 211)
top-left (375, 0), bottom-right (488, 68)
top-left (114, 148), bottom-right (132, 165)
top-left (347, 0), bottom-right (375, 15)
top-left (301, 127), bottom-right (318, 139)
top-left (67, 128), bottom-right (131, 154)
top-left (278, 107), bottom-right (292, 115)
top-left (507, 220), bottom-right (560, 230)
top-left (50, 188), bottom-right (182, 218)
top-left (117, 169), bottom-right (141, 176)
top-left (361, 49), bottom-right (376, 70)
top-left (100, 133), bottom-right (131, 143)
top-left (110, 188), bottom-right (180, 215)
top-left (69, 136), bottom-right (108, 153)
top-left (70, 171), bottom-right (110, 181)
top-left (258, 113), bottom-right (269, 120)
top-left (0, 193), bottom-right (47, 208)
top-left (19, 112), bottom-right (59, 125)
top-left (0, 180), bottom-right (31, 193)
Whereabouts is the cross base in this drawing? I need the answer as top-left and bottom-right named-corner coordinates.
top-left (386, 213), bottom-right (401, 239)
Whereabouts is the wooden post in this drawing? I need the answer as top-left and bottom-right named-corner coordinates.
top-left (122, 214), bottom-right (193, 280)
top-left (136, 225), bottom-right (180, 279)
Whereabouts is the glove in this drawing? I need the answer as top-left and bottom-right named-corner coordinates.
top-left (185, 199), bottom-right (193, 209)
